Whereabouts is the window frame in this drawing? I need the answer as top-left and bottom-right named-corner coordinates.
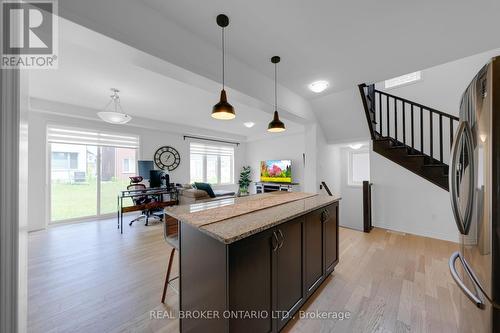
top-left (384, 71), bottom-right (422, 90)
top-left (347, 149), bottom-right (370, 187)
top-left (189, 142), bottom-right (234, 185)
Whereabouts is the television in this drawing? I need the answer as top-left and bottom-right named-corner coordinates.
top-left (260, 160), bottom-right (292, 183)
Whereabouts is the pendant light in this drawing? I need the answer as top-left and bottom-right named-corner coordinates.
top-left (268, 56), bottom-right (286, 132)
top-left (212, 14), bottom-right (235, 120)
top-left (97, 88), bottom-right (132, 124)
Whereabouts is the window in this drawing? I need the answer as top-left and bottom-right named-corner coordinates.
top-left (190, 142), bottom-right (234, 185)
top-left (48, 126), bottom-right (139, 222)
top-left (385, 71), bottom-right (422, 89)
top-left (122, 158), bottom-right (135, 173)
top-left (348, 150), bottom-right (370, 186)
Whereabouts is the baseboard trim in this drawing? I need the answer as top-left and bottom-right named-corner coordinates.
top-left (373, 221), bottom-right (459, 243)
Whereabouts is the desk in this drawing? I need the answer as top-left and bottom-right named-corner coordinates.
top-left (117, 187), bottom-right (179, 233)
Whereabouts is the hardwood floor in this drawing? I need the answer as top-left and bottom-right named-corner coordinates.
top-left (28, 218), bottom-right (460, 333)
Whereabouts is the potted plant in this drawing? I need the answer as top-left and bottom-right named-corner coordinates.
top-left (238, 166), bottom-right (251, 196)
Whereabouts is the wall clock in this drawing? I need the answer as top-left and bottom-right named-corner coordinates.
top-left (154, 146), bottom-right (181, 171)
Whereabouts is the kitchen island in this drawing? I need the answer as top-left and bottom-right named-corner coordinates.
top-left (165, 192), bottom-right (341, 333)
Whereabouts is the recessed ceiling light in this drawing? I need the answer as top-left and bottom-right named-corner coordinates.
top-left (243, 122), bottom-right (255, 128)
top-left (309, 80), bottom-right (329, 93)
top-left (349, 143), bottom-right (363, 150)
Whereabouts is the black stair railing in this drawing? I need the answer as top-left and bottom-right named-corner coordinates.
top-left (359, 83), bottom-right (459, 164)
top-left (320, 181), bottom-right (333, 196)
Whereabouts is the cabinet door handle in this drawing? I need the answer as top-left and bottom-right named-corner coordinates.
top-left (272, 231), bottom-right (279, 252)
top-left (321, 209), bottom-right (330, 222)
top-left (277, 229), bottom-right (284, 249)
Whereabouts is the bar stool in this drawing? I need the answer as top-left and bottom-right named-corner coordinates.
top-left (161, 215), bottom-right (179, 303)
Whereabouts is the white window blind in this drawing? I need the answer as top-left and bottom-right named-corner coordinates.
top-left (189, 143), bottom-right (234, 156)
top-left (190, 142), bottom-right (234, 185)
top-left (47, 126), bottom-right (139, 148)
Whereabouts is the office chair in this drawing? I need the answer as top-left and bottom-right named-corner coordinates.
top-left (127, 183), bottom-right (156, 226)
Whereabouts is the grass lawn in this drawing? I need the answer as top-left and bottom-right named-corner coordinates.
top-left (51, 180), bottom-right (132, 221)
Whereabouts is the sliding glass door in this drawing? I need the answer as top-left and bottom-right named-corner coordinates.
top-left (99, 147), bottom-right (136, 214)
top-left (48, 127), bottom-right (139, 223)
top-left (50, 143), bottom-right (98, 221)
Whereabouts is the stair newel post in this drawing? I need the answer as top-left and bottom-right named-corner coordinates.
top-left (410, 104), bottom-right (415, 152)
top-left (429, 110), bottom-right (434, 163)
top-left (402, 102), bottom-right (406, 145)
top-left (439, 114), bottom-right (443, 163)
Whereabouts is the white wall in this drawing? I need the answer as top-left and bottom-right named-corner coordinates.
top-left (319, 142), bottom-right (369, 231)
top-left (245, 132), bottom-right (305, 193)
top-left (370, 148), bottom-right (458, 242)
top-left (28, 110), bottom-right (246, 231)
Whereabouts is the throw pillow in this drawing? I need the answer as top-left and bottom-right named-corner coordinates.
top-left (194, 182), bottom-right (216, 198)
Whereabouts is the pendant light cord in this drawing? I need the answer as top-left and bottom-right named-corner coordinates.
top-left (222, 27), bottom-right (225, 90)
top-left (274, 62), bottom-right (277, 111)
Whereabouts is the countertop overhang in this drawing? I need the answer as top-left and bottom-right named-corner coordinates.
top-left (165, 192), bottom-right (341, 244)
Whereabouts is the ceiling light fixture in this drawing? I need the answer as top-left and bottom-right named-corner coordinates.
top-left (97, 88), bottom-right (132, 124)
top-left (309, 80), bottom-right (329, 93)
top-left (243, 122), bottom-right (255, 128)
top-left (349, 143), bottom-right (363, 150)
top-left (268, 56), bottom-right (286, 133)
top-left (212, 14), bottom-right (235, 120)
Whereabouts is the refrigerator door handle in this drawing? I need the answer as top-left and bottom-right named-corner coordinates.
top-left (449, 121), bottom-right (475, 235)
top-left (449, 251), bottom-right (485, 309)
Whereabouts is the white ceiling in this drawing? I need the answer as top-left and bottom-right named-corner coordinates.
top-left (54, 0), bottom-right (500, 142)
top-left (141, 0), bottom-right (500, 98)
top-left (29, 19), bottom-right (304, 141)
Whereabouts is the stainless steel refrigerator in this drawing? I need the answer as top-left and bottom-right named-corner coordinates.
top-left (449, 56), bottom-right (500, 332)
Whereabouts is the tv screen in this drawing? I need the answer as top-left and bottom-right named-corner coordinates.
top-left (260, 160), bottom-right (292, 183)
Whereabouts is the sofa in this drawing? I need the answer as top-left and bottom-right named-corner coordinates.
top-left (178, 187), bottom-right (236, 205)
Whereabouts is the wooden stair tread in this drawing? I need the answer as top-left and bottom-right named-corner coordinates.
top-left (372, 139), bottom-right (450, 191)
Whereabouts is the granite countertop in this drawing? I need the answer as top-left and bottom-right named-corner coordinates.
top-left (165, 192), bottom-right (341, 244)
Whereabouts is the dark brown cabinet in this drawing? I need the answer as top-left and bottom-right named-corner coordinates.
top-left (323, 203), bottom-right (339, 274)
top-left (275, 216), bottom-right (305, 331)
top-left (229, 228), bottom-right (275, 333)
top-left (305, 209), bottom-right (324, 295)
top-left (180, 201), bottom-right (339, 333)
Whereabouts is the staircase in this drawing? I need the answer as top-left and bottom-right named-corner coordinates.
top-left (358, 83), bottom-right (459, 191)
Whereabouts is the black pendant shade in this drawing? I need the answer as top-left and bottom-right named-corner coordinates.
top-left (268, 56), bottom-right (286, 132)
top-left (268, 110), bottom-right (285, 132)
top-left (212, 89), bottom-right (235, 120)
top-left (212, 14), bottom-right (236, 120)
